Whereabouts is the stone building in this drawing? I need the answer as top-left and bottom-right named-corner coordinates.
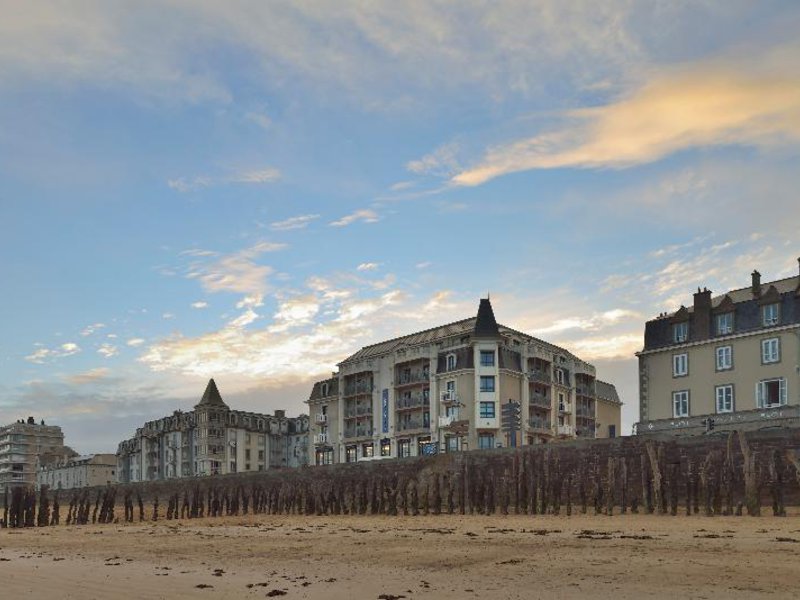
top-left (636, 260), bottom-right (800, 436)
top-left (37, 454), bottom-right (117, 490)
top-left (0, 417), bottom-right (74, 493)
top-left (116, 379), bottom-right (309, 483)
top-left (307, 298), bottom-right (622, 465)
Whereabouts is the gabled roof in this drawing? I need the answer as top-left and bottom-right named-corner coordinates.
top-left (195, 378), bottom-right (228, 409)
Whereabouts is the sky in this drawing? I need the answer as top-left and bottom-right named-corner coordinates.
top-left (1, 1), bottom-right (799, 453)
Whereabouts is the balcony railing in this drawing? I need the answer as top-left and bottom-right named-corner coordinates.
top-left (344, 405), bottom-right (373, 418)
top-left (576, 384), bottom-right (596, 397)
top-left (397, 419), bottom-right (428, 432)
top-left (343, 382), bottom-right (374, 397)
top-left (530, 393), bottom-right (551, 409)
top-left (557, 424), bottom-right (574, 436)
top-left (528, 419), bottom-right (552, 432)
top-left (315, 413), bottom-right (327, 424)
top-left (313, 433), bottom-right (329, 445)
top-left (396, 371), bottom-right (430, 386)
top-left (440, 391), bottom-right (460, 404)
top-left (343, 427), bottom-right (373, 439)
top-left (396, 394), bottom-right (431, 410)
top-left (438, 414), bottom-right (457, 428)
top-left (576, 406), bottom-right (595, 418)
top-left (529, 370), bottom-right (552, 384)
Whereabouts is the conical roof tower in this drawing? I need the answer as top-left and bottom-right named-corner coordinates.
top-left (195, 378), bottom-right (228, 409)
top-left (473, 297), bottom-right (500, 339)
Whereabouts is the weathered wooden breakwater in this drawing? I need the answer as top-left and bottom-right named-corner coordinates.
top-left (4, 429), bottom-right (800, 529)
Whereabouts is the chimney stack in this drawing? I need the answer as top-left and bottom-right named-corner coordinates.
top-left (752, 270), bottom-right (761, 297)
top-left (692, 286), bottom-right (712, 341)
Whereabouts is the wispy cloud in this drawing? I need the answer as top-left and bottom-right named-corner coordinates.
top-left (65, 368), bottom-right (112, 385)
top-left (127, 338), bottom-right (146, 347)
top-left (330, 209), bottom-right (380, 227)
top-left (190, 301), bottom-right (209, 309)
top-left (356, 262), bottom-right (380, 272)
top-left (407, 142), bottom-right (461, 177)
top-left (168, 167), bottom-right (281, 192)
top-left (452, 42), bottom-right (800, 186)
top-left (25, 342), bottom-right (81, 364)
top-left (79, 323), bottom-right (106, 337)
top-left (270, 214), bottom-right (321, 231)
top-left (97, 343), bottom-right (118, 358)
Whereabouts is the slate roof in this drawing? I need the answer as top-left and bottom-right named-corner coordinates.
top-left (664, 274), bottom-right (800, 316)
top-left (596, 380), bottom-right (621, 405)
top-left (195, 378), bottom-right (228, 408)
top-left (474, 297), bottom-right (501, 338)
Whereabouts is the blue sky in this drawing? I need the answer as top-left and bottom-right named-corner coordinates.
top-left (1, 2), bottom-right (799, 452)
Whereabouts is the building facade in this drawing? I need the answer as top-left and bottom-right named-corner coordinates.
top-left (636, 262), bottom-right (800, 436)
top-left (307, 298), bottom-right (622, 465)
top-left (116, 379), bottom-right (310, 483)
top-left (37, 454), bottom-right (117, 490)
top-left (0, 417), bottom-right (74, 492)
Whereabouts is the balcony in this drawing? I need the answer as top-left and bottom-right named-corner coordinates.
top-left (576, 406), bottom-right (595, 418)
top-left (576, 384), bottom-right (595, 397)
top-left (344, 405), bottom-right (373, 418)
top-left (343, 427), bottom-right (373, 439)
top-left (557, 424), bottom-right (574, 436)
top-left (530, 393), bottom-right (551, 409)
top-left (558, 402), bottom-right (573, 414)
top-left (440, 391), bottom-right (461, 405)
top-left (313, 433), bottom-right (329, 445)
top-left (396, 394), bottom-right (430, 410)
top-left (528, 419), bottom-right (552, 433)
top-left (438, 415), bottom-right (455, 428)
top-left (396, 371), bottom-right (430, 386)
top-left (343, 382), bottom-right (373, 397)
top-left (529, 369), bottom-right (552, 384)
top-left (315, 413), bottom-right (327, 424)
top-left (397, 419), bottom-right (428, 432)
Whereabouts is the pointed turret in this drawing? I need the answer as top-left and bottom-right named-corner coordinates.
top-left (474, 297), bottom-right (500, 339)
top-left (195, 378), bottom-right (228, 409)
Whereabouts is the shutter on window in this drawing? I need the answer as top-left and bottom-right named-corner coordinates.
top-left (780, 379), bottom-right (787, 405)
top-left (756, 382), bottom-right (763, 409)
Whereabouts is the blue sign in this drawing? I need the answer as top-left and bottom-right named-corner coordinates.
top-left (382, 389), bottom-right (389, 433)
top-left (421, 443), bottom-right (438, 456)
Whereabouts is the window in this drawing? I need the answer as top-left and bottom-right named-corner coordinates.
top-left (715, 385), bottom-right (734, 413)
top-left (362, 443), bottom-right (374, 458)
top-left (479, 401), bottom-right (496, 419)
top-left (478, 433), bottom-right (495, 449)
top-left (258, 450), bottom-right (264, 461)
top-left (673, 321), bottom-right (689, 343)
top-left (446, 436), bottom-right (458, 453)
top-left (245, 449), bottom-right (251, 460)
top-left (480, 350), bottom-right (495, 367)
top-left (608, 425), bottom-right (616, 439)
top-left (446, 354), bottom-right (457, 370)
top-left (345, 445), bottom-right (357, 463)
top-left (479, 376), bottom-right (495, 392)
top-left (757, 378), bottom-right (787, 408)
top-left (398, 439), bottom-right (411, 458)
top-left (321, 382), bottom-right (329, 397)
top-left (558, 392), bottom-right (566, 412)
top-left (762, 303), bottom-right (780, 326)
top-left (555, 369), bottom-right (564, 385)
top-left (715, 312), bottom-right (734, 335)
top-left (673, 353), bottom-right (688, 377)
top-left (380, 438), bottom-right (391, 457)
top-left (715, 346), bottom-right (732, 371)
top-left (762, 338), bottom-right (780, 364)
top-left (672, 391), bottom-right (689, 418)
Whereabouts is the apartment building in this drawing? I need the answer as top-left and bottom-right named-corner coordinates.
top-left (636, 261), bottom-right (800, 435)
top-left (307, 298), bottom-right (622, 465)
top-left (116, 379), bottom-right (310, 483)
top-left (37, 453), bottom-right (117, 490)
top-left (0, 417), bottom-right (75, 493)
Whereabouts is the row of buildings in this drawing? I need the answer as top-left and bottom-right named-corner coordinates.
top-left (4, 258), bottom-right (797, 490)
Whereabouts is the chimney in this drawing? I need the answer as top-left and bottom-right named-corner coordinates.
top-left (692, 287), bottom-right (712, 341)
top-left (752, 270), bottom-right (761, 297)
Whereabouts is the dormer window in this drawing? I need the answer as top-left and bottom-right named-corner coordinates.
top-left (673, 321), bottom-right (688, 343)
top-left (446, 354), bottom-right (457, 371)
top-left (715, 312), bottom-right (733, 335)
top-left (321, 382), bottom-right (329, 397)
top-left (762, 303), bottom-right (780, 326)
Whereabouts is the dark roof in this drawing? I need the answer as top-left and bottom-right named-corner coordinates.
top-left (195, 378), bottom-right (228, 409)
top-left (474, 297), bottom-right (500, 338)
top-left (596, 380), bottom-right (621, 405)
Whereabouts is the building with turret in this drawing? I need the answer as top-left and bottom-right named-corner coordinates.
top-left (307, 298), bottom-right (621, 465)
top-left (116, 379), bottom-right (309, 483)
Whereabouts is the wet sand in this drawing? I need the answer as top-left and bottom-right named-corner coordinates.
top-left (2, 513), bottom-right (800, 599)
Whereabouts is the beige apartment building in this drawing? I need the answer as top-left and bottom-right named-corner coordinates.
top-left (307, 298), bottom-right (622, 465)
top-left (117, 379), bottom-right (310, 483)
top-left (636, 262), bottom-right (800, 435)
top-left (37, 454), bottom-right (117, 490)
top-left (0, 417), bottom-right (75, 492)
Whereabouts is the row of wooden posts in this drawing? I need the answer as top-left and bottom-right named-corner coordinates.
top-left (3, 432), bottom-right (800, 528)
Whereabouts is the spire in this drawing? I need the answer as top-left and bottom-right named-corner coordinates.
top-left (474, 297), bottom-right (500, 338)
top-left (195, 378), bottom-right (228, 408)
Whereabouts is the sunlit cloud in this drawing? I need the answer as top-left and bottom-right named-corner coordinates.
top-left (190, 301), bottom-right (209, 309)
top-left (270, 214), bottom-right (321, 231)
top-left (79, 323), bottom-right (105, 337)
top-left (356, 262), bottom-right (380, 271)
top-left (65, 368), bottom-right (112, 385)
top-left (97, 343), bottom-right (119, 358)
top-left (329, 209), bottom-right (380, 227)
top-left (25, 342), bottom-right (81, 364)
top-left (168, 167), bottom-right (281, 192)
top-left (127, 338), bottom-right (146, 347)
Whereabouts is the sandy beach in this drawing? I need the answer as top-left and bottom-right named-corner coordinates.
top-left (2, 513), bottom-right (800, 599)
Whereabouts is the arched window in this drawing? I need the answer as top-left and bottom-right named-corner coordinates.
top-left (446, 354), bottom-right (457, 371)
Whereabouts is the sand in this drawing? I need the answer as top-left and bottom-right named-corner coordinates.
top-left (2, 513), bottom-right (800, 599)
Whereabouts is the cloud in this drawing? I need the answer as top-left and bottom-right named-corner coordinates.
top-left (65, 368), bottom-right (112, 385)
top-left (190, 301), bottom-right (209, 309)
top-left (162, 312), bottom-right (175, 320)
top-left (270, 214), bottom-right (321, 231)
top-left (79, 323), bottom-right (106, 337)
top-left (356, 262), bottom-right (379, 272)
top-left (407, 142), bottom-right (461, 177)
top-left (168, 167), bottom-right (280, 192)
top-left (452, 42), bottom-right (800, 186)
top-left (97, 343), bottom-right (119, 358)
top-left (127, 338), bottom-right (146, 347)
top-left (25, 342), bottom-right (81, 364)
top-left (245, 110), bottom-right (272, 130)
top-left (330, 209), bottom-right (380, 227)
